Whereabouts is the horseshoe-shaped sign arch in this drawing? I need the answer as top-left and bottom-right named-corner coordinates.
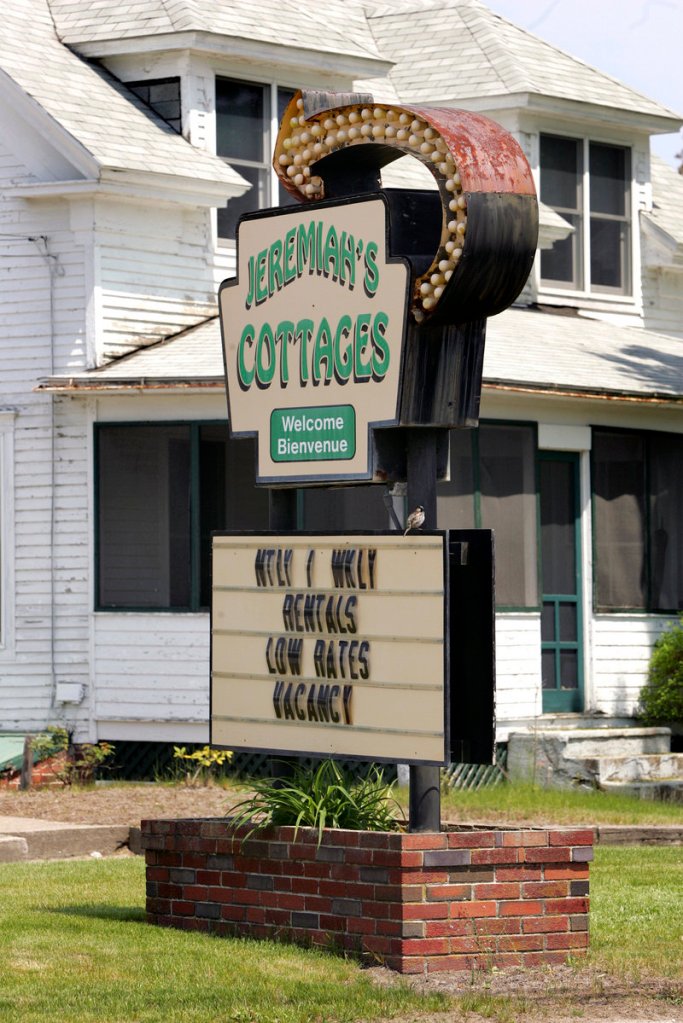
top-left (274, 91), bottom-right (538, 325)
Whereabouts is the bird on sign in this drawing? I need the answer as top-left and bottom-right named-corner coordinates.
top-left (404, 505), bottom-right (425, 535)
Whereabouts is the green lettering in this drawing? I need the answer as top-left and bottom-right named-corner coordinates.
top-left (324, 226), bottom-right (340, 280)
top-left (295, 318), bottom-right (314, 383)
top-left (333, 314), bottom-right (353, 382)
top-left (313, 317), bottom-right (334, 384)
top-left (255, 248), bottom-right (268, 304)
top-left (354, 313), bottom-right (372, 380)
top-left (340, 231), bottom-right (355, 288)
top-left (275, 319), bottom-right (294, 385)
top-left (371, 311), bottom-right (391, 379)
top-left (297, 221), bottom-right (317, 276)
top-left (237, 323), bottom-right (256, 389)
top-left (256, 322), bottom-right (276, 386)
top-left (269, 239), bottom-right (283, 295)
top-left (364, 241), bottom-right (379, 296)
top-left (284, 228), bottom-right (297, 283)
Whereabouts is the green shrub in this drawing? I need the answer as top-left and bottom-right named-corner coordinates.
top-left (639, 616), bottom-right (683, 725)
top-left (228, 759), bottom-right (404, 843)
top-left (172, 745), bottom-right (233, 786)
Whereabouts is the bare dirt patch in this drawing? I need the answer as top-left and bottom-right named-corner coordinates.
top-left (0, 782), bottom-right (241, 826)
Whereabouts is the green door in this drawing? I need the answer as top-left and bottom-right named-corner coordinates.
top-left (540, 453), bottom-right (584, 713)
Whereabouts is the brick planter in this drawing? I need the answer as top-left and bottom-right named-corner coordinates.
top-left (142, 819), bottom-right (592, 974)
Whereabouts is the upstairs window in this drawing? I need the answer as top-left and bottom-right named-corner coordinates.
top-left (127, 77), bottom-right (182, 133)
top-left (540, 135), bottom-right (631, 296)
top-left (216, 78), bottom-right (295, 241)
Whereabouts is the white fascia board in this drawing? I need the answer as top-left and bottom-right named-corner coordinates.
top-left (5, 167), bottom-right (249, 207)
top-left (443, 91), bottom-right (682, 137)
top-left (70, 31), bottom-right (393, 79)
top-left (0, 69), bottom-right (99, 180)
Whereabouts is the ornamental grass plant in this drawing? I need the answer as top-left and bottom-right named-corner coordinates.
top-left (227, 758), bottom-right (404, 842)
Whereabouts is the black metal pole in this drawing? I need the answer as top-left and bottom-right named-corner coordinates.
top-left (407, 429), bottom-right (442, 832)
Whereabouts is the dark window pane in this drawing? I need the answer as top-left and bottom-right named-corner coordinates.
top-left (540, 459), bottom-right (576, 595)
top-left (216, 78), bottom-right (266, 162)
top-left (560, 650), bottom-right (579, 689)
top-left (218, 164), bottom-right (265, 240)
top-left (540, 217), bottom-right (582, 286)
top-left (278, 88), bottom-right (295, 121)
top-left (591, 218), bottom-right (629, 290)
top-left (592, 430), bottom-right (647, 609)
top-left (542, 649), bottom-right (556, 690)
top-left (540, 136), bottom-right (581, 210)
top-left (649, 433), bottom-right (683, 611)
top-left (437, 430), bottom-right (475, 528)
top-left (98, 426), bottom-right (191, 608)
top-left (559, 603), bottom-right (578, 642)
top-left (127, 77), bottom-right (181, 132)
top-left (590, 143), bottom-right (628, 216)
top-left (541, 602), bottom-right (555, 642)
top-left (479, 424), bottom-right (538, 607)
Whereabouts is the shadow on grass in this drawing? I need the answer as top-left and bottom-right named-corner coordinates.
top-left (50, 905), bottom-right (146, 924)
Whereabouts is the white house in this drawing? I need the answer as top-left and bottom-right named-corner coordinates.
top-left (1, 0), bottom-right (682, 764)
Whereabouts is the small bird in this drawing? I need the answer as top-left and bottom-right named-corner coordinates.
top-left (404, 505), bottom-right (425, 535)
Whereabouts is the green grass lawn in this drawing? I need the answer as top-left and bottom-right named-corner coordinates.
top-left (0, 858), bottom-right (448, 1023)
top-left (438, 781), bottom-right (683, 826)
top-left (0, 845), bottom-right (681, 1023)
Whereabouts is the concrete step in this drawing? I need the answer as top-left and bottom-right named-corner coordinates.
top-left (587, 753), bottom-right (683, 785)
top-left (0, 816), bottom-right (131, 862)
top-left (598, 780), bottom-right (683, 802)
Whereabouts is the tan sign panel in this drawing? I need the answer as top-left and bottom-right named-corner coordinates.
top-left (211, 533), bottom-right (449, 764)
top-left (219, 197), bottom-right (409, 484)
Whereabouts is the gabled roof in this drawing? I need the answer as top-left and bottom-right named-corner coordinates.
top-left (40, 308), bottom-right (683, 403)
top-left (47, 0), bottom-right (386, 67)
top-left (366, 0), bottom-right (681, 128)
top-left (0, 0), bottom-right (245, 196)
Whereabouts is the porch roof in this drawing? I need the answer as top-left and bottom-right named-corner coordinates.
top-left (39, 306), bottom-right (683, 404)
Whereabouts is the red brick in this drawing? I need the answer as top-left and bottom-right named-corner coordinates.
top-left (544, 865), bottom-right (589, 881)
top-left (472, 917), bottom-right (520, 936)
top-left (402, 937), bottom-right (450, 955)
top-left (473, 882), bottom-right (521, 900)
top-left (450, 901), bottom-right (497, 919)
top-left (500, 899), bottom-right (543, 917)
top-left (545, 897), bottom-right (589, 915)
top-left (522, 881), bottom-right (568, 899)
top-left (523, 847), bottom-right (571, 863)
top-left (523, 951), bottom-right (572, 967)
top-left (549, 829), bottom-right (593, 847)
top-left (450, 935), bottom-right (495, 955)
top-left (171, 901), bottom-right (195, 916)
top-left (497, 866), bottom-right (542, 882)
top-left (471, 848), bottom-right (521, 865)
top-left (426, 884), bottom-right (471, 901)
top-left (425, 919), bottom-right (473, 938)
top-left (346, 916), bottom-right (376, 935)
top-left (401, 871), bottom-right (449, 884)
top-left (498, 934), bottom-right (544, 952)
top-left (403, 902), bottom-right (448, 920)
top-left (275, 893), bottom-right (305, 911)
top-left (522, 915), bottom-right (570, 934)
top-left (546, 931), bottom-right (590, 950)
top-left (424, 954), bottom-right (476, 973)
top-left (402, 834), bottom-right (448, 850)
top-left (446, 831), bottom-right (496, 849)
top-left (501, 831), bottom-right (548, 847)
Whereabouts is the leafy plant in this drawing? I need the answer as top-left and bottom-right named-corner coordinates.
top-left (173, 745), bottom-right (233, 786)
top-left (227, 759), bottom-right (404, 844)
top-left (30, 726), bottom-right (115, 787)
top-left (638, 616), bottom-right (683, 725)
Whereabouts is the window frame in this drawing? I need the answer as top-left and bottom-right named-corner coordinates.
top-left (215, 76), bottom-right (295, 244)
top-left (591, 425), bottom-right (683, 614)
top-left (94, 420), bottom-right (266, 614)
top-left (539, 133), bottom-right (633, 298)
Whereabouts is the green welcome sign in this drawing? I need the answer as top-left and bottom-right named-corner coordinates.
top-left (219, 195), bottom-right (410, 484)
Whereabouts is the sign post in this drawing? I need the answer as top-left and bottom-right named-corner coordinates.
top-left (216, 88), bottom-right (537, 832)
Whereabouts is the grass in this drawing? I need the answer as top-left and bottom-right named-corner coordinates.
top-left (1, 845), bottom-right (681, 1023)
top-left (438, 780), bottom-right (683, 826)
top-left (0, 858), bottom-right (448, 1023)
top-left (590, 845), bottom-right (683, 980)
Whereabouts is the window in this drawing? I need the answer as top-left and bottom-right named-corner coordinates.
top-left (593, 428), bottom-right (683, 611)
top-left (540, 135), bottom-right (631, 295)
top-left (96, 423), bottom-right (269, 610)
top-left (127, 77), bottom-right (182, 132)
top-left (438, 423), bottom-right (539, 608)
top-left (216, 78), bottom-right (295, 240)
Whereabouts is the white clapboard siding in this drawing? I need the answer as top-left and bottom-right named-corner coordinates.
top-left (98, 204), bottom-right (220, 361)
top-left (591, 614), bottom-right (676, 716)
top-left (494, 613), bottom-right (542, 732)
top-left (93, 613), bottom-right (211, 741)
top-left (642, 268), bottom-right (683, 339)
